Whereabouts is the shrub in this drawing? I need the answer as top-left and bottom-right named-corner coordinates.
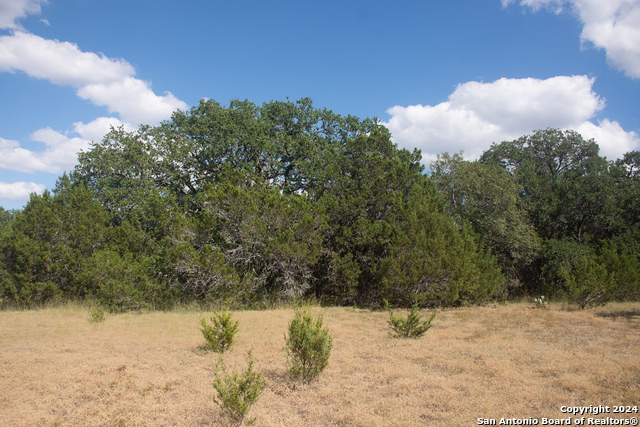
top-left (597, 241), bottom-right (640, 301)
top-left (385, 301), bottom-right (436, 338)
top-left (212, 351), bottom-right (264, 425)
top-left (81, 250), bottom-right (155, 313)
top-left (285, 307), bottom-right (333, 382)
top-left (200, 309), bottom-right (239, 353)
top-left (88, 303), bottom-right (107, 323)
top-left (563, 257), bottom-right (614, 309)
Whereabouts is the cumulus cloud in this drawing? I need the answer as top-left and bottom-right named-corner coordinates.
top-left (77, 77), bottom-right (186, 125)
top-left (0, 32), bottom-right (187, 124)
top-left (0, 29), bottom-right (185, 204)
top-left (0, 181), bottom-right (46, 202)
top-left (449, 76), bottom-right (604, 133)
top-left (0, 32), bottom-right (134, 86)
top-left (0, 31), bottom-right (185, 183)
top-left (0, 0), bottom-right (47, 29)
top-left (576, 119), bottom-right (640, 160)
top-left (0, 115), bottom-right (132, 176)
top-left (0, 0), bottom-right (187, 206)
top-left (72, 116), bottom-right (134, 143)
top-left (505, 0), bottom-right (640, 79)
top-left (0, 115), bottom-right (130, 204)
top-left (383, 76), bottom-right (639, 164)
top-left (0, 130), bottom-right (90, 174)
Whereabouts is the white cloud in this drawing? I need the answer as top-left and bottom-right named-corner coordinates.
top-left (449, 76), bottom-right (604, 133)
top-left (0, 116), bottom-right (128, 176)
top-left (0, 31), bottom-right (186, 192)
top-left (576, 119), bottom-right (640, 160)
top-left (385, 102), bottom-right (504, 163)
top-left (0, 181), bottom-right (46, 202)
top-left (511, 0), bottom-right (565, 13)
top-left (0, 129), bottom-right (90, 174)
top-left (505, 0), bottom-right (640, 78)
top-left (77, 77), bottom-right (186, 125)
top-left (0, 136), bottom-right (51, 172)
top-left (0, 32), bottom-right (187, 125)
top-left (72, 116), bottom-right (134, 143)
top-left (0, 0), bottom-right (187, 206)
top-left (575, 0), bottom-right (640, 78)
top-left (0, 0), bottom-right (47, 29)
top-left (30, 127), bottom-right (92, 171)
top-left (0, 32), bottom-right (134, 86)
top-left (383, 76), bottom-right (639, 164)
top-left (0, 117), bottom-right (129, 201)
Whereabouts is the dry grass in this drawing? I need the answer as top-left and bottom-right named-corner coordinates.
top-left (0, 302), bottom-right (639, 426)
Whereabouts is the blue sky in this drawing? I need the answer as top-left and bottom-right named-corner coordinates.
top-left (1, 0), bottom-right (639, 209)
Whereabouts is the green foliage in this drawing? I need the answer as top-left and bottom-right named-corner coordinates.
top-left (0, 207), bottom-right (15, 230)
top-left (285, 307), bottom-right (333, 382)
top-left (374, 176), bottom-right (507, 307)
top-left (6, 103), bottom-right (637, 311)
top-left (75, 126), bottom-right (167, 223)
top-left (0, 183), bottom-right (111, 305)
top-left (18, 281), bottom-right (62, 306)
top-left (597, 241), bottom-right (640, 301)
top-left (212, 351), bottom-right (265, 425)
top-left (385, 300), bottom-right (437, 338)
top-left (200, 309), bottom-right (239, 353)
top-left (170, 242), bottom-right (244, 302)
top-left (540, 239), bottom-right (614, 309)
top-left (477, 129), bottom-right (640, 300)
top-left (62, 97), bottom-right (513, 308)
top-left (88, 304), bottom-right (107, 323)
top-left (431, 152), bottom-right (541, 285)
top-left (80, 249), bottom-right (160, 312)
top-left (481, 128), bottom-right (619, 244)
top-left (563, 257), bottom-right (614, 309)
top-left (540, 238), bottom-right (590, 297)
top-left (196, 170), bottom-right (326, 300)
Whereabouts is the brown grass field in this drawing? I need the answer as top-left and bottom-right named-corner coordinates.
top-left (0, 302), bottom-right (639, 426)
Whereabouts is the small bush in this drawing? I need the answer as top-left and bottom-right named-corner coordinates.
top-left (563, 258), bottom-right (614, 309)
top-left (200, 309), bottom-right (239, 353)
top-left (88, 304), bottom-right (107, 323)
top-left (385, 301), bottom-right (436, 338)
top-left (212, 351), bottom-right (265, 425)
top-left (285, 307), bottom-right (333, 382)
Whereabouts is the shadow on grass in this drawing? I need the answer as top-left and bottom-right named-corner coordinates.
top-left (262, 367), bottom-right (311, 396)
top-left (595, 309), bottom-right (640, 320)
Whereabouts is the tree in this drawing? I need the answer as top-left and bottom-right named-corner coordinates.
top-left (430, 152), bottom-right (540, 285)
top-left (61, 97), bottom-right (513, 308)
top-left (194, 169), bottom-right (326, 301)
top-left (480, 128), bottom-right (616, 244)
top-left (0, 207), bottom-right (15, 230)
top-left (377, 178), bottom-right (506, 307)
top-left (312, 128), bottom-right (505, 306)
top-left (611, 151), bottom-right (640, 251)
top-left (0, 182), bottom-right (109, 304)
top-left (312, 126), bottom-right (424, 304)
top-left (478, 129), bottom-right (640, 297)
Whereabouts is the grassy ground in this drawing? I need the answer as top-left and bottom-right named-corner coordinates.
top-left (0, 302), bottom-right (638, 426)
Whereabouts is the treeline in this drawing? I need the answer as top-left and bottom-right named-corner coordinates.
top-left (431, 129), bottom-right (640, 307)
top-left (0, 99), bottom-right (638, 310)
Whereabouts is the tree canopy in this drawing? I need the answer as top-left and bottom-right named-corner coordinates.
top-left (1, 100), bottom-right (638, 310)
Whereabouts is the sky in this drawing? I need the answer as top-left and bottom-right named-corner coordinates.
top-left (1, 0), bottom-right (639, 209)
